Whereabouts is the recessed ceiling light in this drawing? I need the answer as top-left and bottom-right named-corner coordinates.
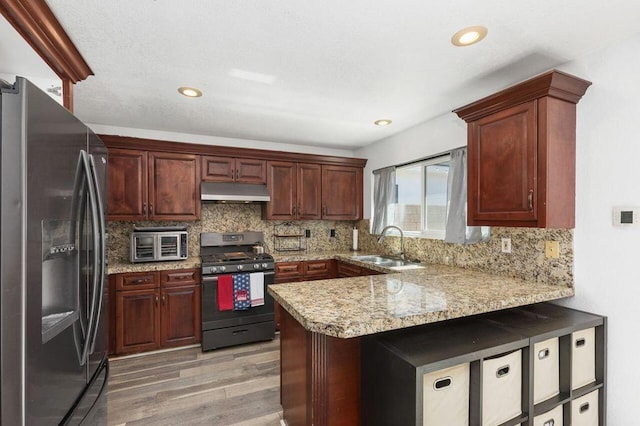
top-left (451, 26), bottom-right (488, 47)
top-left (178, 87), bottom-right (202, 97)
top-left (374, 119), bottom-right (392, 126)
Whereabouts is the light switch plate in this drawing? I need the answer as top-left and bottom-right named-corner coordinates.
top-left (545, 241), bottom-right (560, 259)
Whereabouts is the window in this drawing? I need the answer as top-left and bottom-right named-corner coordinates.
top-left (391, 155), bottom-right (451, 239)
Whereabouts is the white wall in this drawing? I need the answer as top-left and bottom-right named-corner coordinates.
top-left (89, 124), bottom-right (356, 158)
top-left (355, 32), bottom-right (640, 423)
top-left (355, 112), bottom-right (466, 218)
top-left (555, 33), bottom-right (640, 425)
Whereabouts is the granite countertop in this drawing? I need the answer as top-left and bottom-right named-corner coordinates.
top-left (268, 262), bottom-right (574, 339)
top-left (107, 258), bottom-right (201, 274)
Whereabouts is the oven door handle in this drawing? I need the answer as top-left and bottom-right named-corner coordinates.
top-left (202, 271), bottom-right (275, 283)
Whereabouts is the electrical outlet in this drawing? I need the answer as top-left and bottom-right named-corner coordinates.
top-left (545, 241), bottom-right (560, 259)
top-left (330, 229), bottom-right (336, 238)
top-left (501, 238), bottom-right (512, 253)
top-left (305, 229), bottom-right (311, 238)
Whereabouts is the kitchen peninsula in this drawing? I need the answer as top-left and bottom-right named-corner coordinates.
top-left (268, 260), bottom-right (577, 426)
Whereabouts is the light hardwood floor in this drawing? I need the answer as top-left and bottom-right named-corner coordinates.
top-left (106, 337), bottom-right (283, 426)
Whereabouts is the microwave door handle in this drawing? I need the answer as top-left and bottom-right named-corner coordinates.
top-left (87, 153), bottom-right (107, 354)
top-left (79, 150), bottom-right (101, 366)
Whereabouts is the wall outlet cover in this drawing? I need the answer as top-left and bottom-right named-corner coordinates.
top-left (545, 241), bottom-right (560, 259)
top-left (501, 238), bottom-right (511, 253)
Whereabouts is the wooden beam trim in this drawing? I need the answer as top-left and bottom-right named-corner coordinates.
top-left (99, 134), bottom-right (368, 168)
top-left (0, 0), bottom-right (93, 83)
top-left (452, 69), bottom-right (591, 123)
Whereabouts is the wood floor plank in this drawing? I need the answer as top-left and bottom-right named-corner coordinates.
top-left (107, 336), bottom-right (282, 425)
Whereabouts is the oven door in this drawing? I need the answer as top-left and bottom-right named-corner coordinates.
top-left (201, 271), bottom-right (275, 330)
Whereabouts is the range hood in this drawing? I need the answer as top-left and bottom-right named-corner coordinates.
top-left (201, 182), bottom-right (271, 203)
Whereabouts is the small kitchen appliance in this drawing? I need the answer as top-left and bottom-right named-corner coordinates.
top-left (130, 226), bottom-right (188, 263)
top-left (200, 231), bottom-right (275, 351)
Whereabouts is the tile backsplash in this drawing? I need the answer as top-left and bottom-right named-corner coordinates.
top-left (108, 204), bottom-right (573, 287)
top-left (107, 203), bottom-right (358, 265)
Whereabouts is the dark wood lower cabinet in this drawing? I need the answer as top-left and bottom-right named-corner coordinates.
top-left (161, 285), bottom-right (201, 348)
top-left (110, 268), bottom-right (201, 356)
top-left (280, 308), bottom-right (361, 426)
top-left (115, 288), bottom-right (161, 354)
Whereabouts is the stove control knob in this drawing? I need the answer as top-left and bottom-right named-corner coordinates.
top-left (253, 264), bottom-right (260, 270)
top-left (261, 263), bottom-right (268, 268)
top-left (209, 266), bottom-right (217, 274)
top-left (236, 265), bottom-right (244, 271)
top-left (219, 266), bottom-right (226, 272)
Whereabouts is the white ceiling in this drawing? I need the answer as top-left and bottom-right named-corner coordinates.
top-left (8, 1), bottom-right (640, 149)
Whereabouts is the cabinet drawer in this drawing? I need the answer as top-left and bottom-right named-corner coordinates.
top-left (571, 327), bottom-right (596, 390)
top-left (201, 321), bottom-right (275, 351)
top-left (533, 337), bottom-right (560, 404)
top-left (482, 350), bottom-right (522, 426)
top-left (116, 272), bottom-right (158, 291)
top-left (304, 260), bottom-right (330, 278)
top-left (422, 363), bottom-right (469, 426)
top-left (571, 389), bottom-right (598, 426)
top-left (161, 269), bottom-right (199, 287)
top-left (275, 262), bottom-right (304, 280)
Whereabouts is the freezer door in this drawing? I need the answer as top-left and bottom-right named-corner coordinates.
top-left (1, 78), bottom-right (90, 425)
top-left (86, 129), bottom-right (108, 382)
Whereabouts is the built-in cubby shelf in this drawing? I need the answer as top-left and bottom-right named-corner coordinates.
top-left (362, 303), bottom-right (606, 426)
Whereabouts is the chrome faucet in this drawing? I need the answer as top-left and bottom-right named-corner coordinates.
top-left (377, 225), bottom-right (405, 260)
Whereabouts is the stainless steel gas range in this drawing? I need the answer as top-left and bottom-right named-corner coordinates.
top-left (200, 231), bottom-right (275, 351)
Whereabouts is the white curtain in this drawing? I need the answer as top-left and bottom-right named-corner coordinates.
top-left (444, 147), bottom-right (490, 244)
top-left (371, 166), bottom-right (396, 234)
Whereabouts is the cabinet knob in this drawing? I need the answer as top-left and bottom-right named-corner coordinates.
top-left (155, 295), bottom-right (159, 307)
top-left (162, 295), bottom-right (166, 305)
top-left (142, 203), bottom-right (147, 214)
top-left (149, 203), bottom-right (154, 214)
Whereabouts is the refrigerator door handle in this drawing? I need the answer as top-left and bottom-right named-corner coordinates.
top-left (79, 150), bottom-right (101, 366)
top-left (87, 153), bottom-right (107, 354)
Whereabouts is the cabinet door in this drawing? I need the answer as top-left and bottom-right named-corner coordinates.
top-left (322, 165), bottom-right (363, 220)
top-left (337, 261), bottom-right (362, 278)
top-left (148, 152), bottom-right (201, 220)
top-left (115, 289), bottom-right (160, 354)
top-left (468, 101), bottom-right (537, 225)
top-left (107, 148), bottom-right (148, 221)
top-left (266, 161), bottom-right (297, 220)
top-left (297, 163), bottom-right (322, 220)
top-left (161, 285), bottom-right (201, 347)
top-left (236, 158), bottom-right (267, 184)
top-left (201, 155), bottom-right (234, 182)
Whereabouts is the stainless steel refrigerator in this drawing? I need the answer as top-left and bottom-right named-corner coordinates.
top-left (1, 77), bottom-right (108, 424)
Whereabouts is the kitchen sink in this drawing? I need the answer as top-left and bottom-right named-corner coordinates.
top-left (351, 255), bottom-right (423, 269)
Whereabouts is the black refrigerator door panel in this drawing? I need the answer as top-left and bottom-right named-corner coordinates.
top-left (86, 130), bottom-right (108, 382)
top-left (20, 79), bottom-right (91, 424)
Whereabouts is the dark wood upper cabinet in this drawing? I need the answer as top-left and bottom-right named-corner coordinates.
top-left (322, 165), bottom-right (363, 220)
top-left (454, 70), bottom-right (591, 228)
top-left (108, 148), bottom-right (200, 221)
top-left (107, 148), bottom-right (147, 221)
top-left (148, 152), bottom-right (201, 221)
top-left (267, 162), bottom-right (362, 221)
top-left (202, 155), bottom-right (266, 184)
top-left (297, 163), bottom-right (322, 220)
top-left (266, 161), bottom-right (297, 220)
top-left (469, 101), bottom-right (537, 223)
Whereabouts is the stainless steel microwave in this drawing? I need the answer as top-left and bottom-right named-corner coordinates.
top-left (130, 227), bottom-right (188, 263)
